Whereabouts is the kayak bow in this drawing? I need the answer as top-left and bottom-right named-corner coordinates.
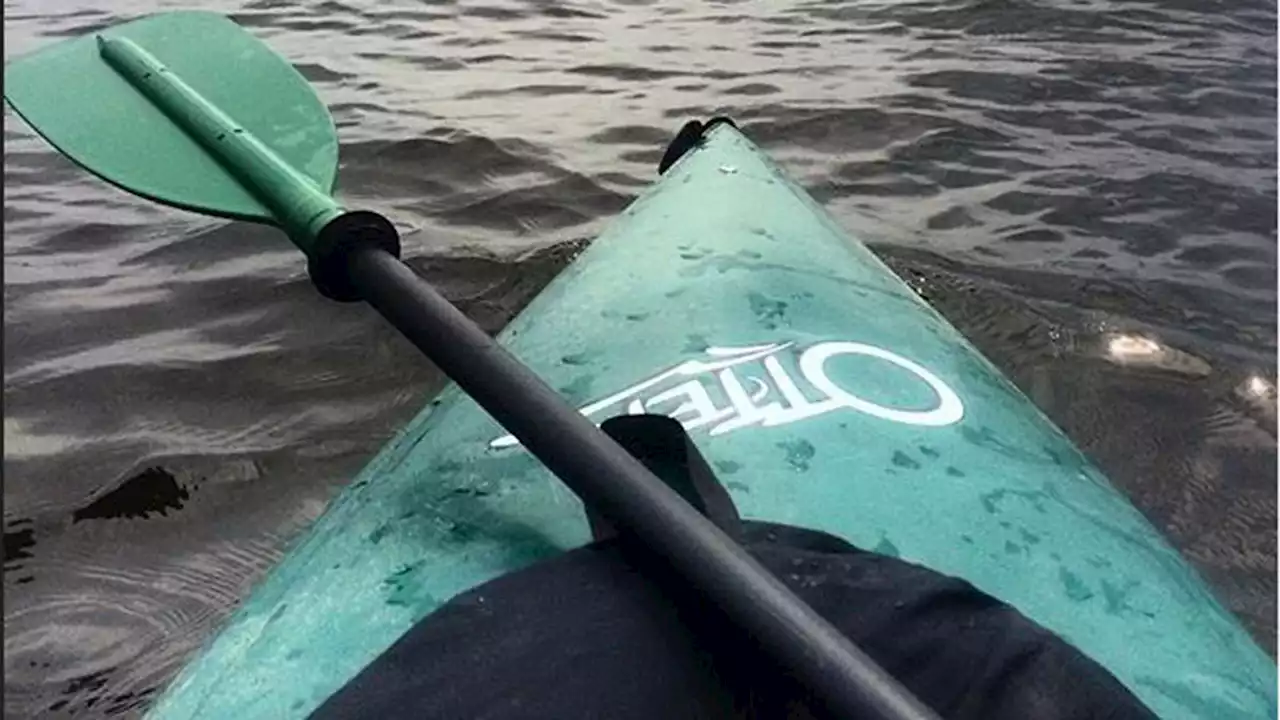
top-left (6, 11), bottom-right (935, 720)
top-left (5, 10), bottom-right (1275, 720)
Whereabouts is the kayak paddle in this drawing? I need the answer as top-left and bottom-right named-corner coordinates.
top-left (4, 12), bottom-right (941, 720)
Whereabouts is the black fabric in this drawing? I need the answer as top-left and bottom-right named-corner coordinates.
top-left (591, 415), bottom-right (744, 543)
top-left (312, 522), bottom-right (1157, 720)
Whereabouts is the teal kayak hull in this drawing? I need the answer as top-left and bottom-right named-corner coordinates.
top-left (147, 123), bottom-right (1275, 719)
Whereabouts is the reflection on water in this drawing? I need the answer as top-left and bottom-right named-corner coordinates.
top-left (1244, 374), bottom-right (1275, 401)
top-left (3, 0), bottom-right (1275, 717)
top-left (1103, 332), bottom-right (1212, 375)
top-left (1106, 334), bottom-right (1163, 362)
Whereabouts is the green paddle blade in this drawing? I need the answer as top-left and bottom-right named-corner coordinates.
top-left (3, 10), bottom-right (339, 225)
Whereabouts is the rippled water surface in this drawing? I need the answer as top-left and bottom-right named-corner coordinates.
top-left (4, 0), bottom-right (1276, 717)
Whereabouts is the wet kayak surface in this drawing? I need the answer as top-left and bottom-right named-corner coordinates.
top-left (3, 0), bottom-right (1275, 718)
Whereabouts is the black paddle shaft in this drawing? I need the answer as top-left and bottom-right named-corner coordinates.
top-left (344, 246), bottom-right (943, 720)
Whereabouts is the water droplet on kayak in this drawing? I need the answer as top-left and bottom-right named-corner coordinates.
top-left (890, 451), bottom-right (920, 470)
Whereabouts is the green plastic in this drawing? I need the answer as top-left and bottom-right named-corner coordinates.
top-left (145, 124), bottom-right (1274, 720)
top-left (4, 11), bottom-right (342, 251)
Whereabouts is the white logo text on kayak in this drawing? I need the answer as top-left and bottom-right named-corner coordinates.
top-left (490, 341), bottom-right (963, 449)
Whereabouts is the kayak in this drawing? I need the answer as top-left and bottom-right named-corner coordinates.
top-left (1, 12), bottom-right (1271, 717)
top-left (138, 120), bottom-right (1274, 719)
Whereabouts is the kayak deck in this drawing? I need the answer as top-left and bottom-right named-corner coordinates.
top-left (147, 124), bottom-right (1275, 719)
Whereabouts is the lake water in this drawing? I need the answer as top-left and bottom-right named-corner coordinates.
top-left (3, 0), bottom-right (1275, 716)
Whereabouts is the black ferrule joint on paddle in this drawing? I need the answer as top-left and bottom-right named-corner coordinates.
top-left (309, 210), bottom-right (403, 302)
